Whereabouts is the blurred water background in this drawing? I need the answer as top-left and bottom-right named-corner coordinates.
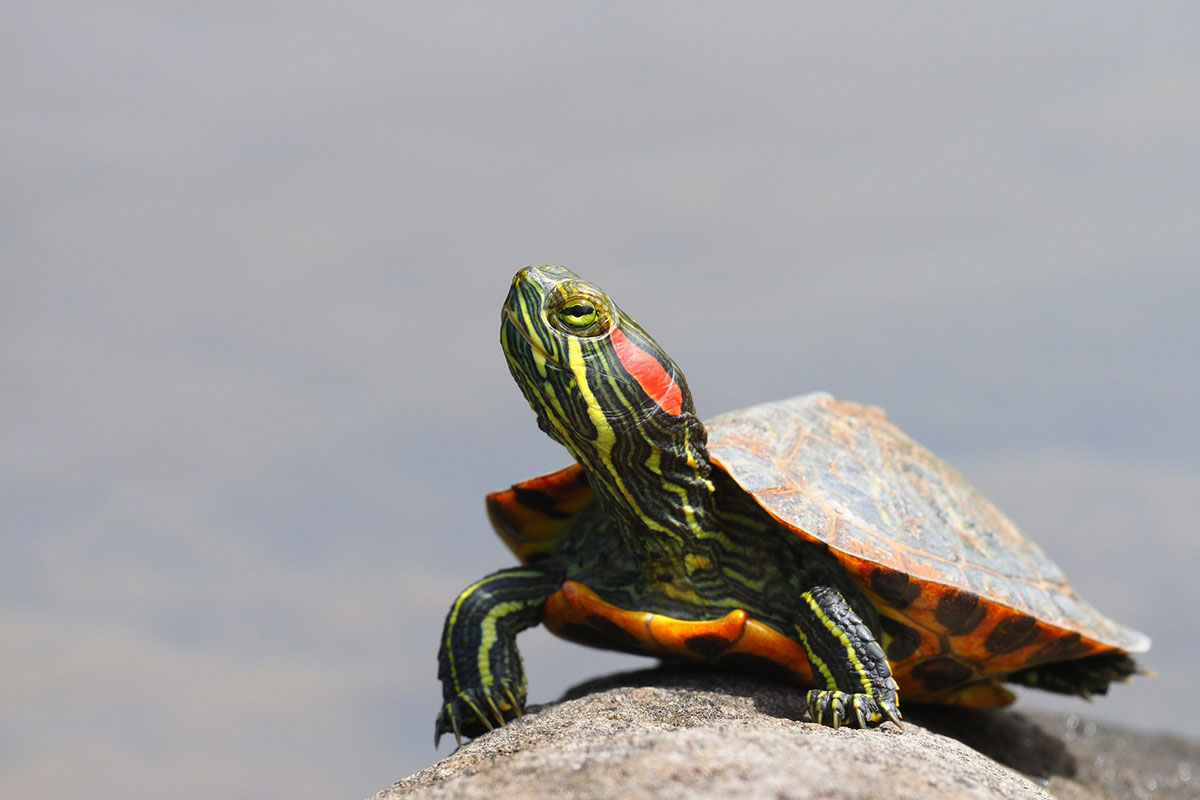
top-left (4, 4), bottom-right (1198, 799)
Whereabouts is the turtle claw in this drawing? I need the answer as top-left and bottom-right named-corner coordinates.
top-left (434, 701), bottom-right (463, 748)
top-left (805, 689), bottom-right (903, 731)
top-left (883, 702), bottom-right (904, 730)
top-left (505, 687), bottom-right (523, 717)
top-left (434, 680), bottom-right (524, 748)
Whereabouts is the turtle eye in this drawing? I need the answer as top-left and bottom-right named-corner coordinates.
top-left (554, 301), bottom-right (599, 331)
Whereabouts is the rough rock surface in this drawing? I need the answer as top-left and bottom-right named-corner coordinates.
top-left (376, 668), bottom-right (1199, 800)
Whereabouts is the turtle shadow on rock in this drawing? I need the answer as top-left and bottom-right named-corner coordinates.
top-left (903, 703), bottom-right (1077, 780)
top-left (555, 665), bottom-right (1077, 781)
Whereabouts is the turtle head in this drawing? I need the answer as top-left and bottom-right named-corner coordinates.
top-left (501, 265), bottom-right (697, 454)
top-left (502, 264), bottom-right (717, 543)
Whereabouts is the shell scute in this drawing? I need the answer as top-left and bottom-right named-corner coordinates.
top-left (933, 588), bottom-right (986, 636)
top-left (867, 566), bottom-right (920, 609)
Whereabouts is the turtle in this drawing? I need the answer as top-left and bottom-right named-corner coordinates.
top-left (434, 264), bottom-right (1149, 745)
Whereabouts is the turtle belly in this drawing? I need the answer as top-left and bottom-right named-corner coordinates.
top-left (544, 580), bottom-right (817, 688)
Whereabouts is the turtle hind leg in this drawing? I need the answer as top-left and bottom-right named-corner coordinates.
top-left (435, 563), bottom-right (563, 747)
top-left (796, 586), bottom-right (903, 729)
top-left (1005, 651), bottom-right (1139, 698)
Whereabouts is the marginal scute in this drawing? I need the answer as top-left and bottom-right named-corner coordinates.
top-left (984, 614), bottom-right (1041, 655)
top-left (487, 464), bottom-right (594, 561)
top-left (511, 486), bottom-right (572, 519)
top-left (879, 616), bottom-right (923, 662)
top-left (934, 589), bottom-right (986, 636)
top-left (1025, 631), bottom-right (1092, 665)
top-left (912, 656), bottom-right (976, 692)
top-left (868, 566), bottom-right (920, 609)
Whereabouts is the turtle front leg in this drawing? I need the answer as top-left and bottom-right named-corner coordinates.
top-left (435, 563), bottom-right (563, 746)
top-left (795, 586), bottom-right (903, 729)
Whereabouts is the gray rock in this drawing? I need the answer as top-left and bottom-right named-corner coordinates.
top-left (376, 668), bottom-right (1200, 800)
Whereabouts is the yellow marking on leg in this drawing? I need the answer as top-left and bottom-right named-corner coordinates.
top-left (800, 591), bottom-right (875, 697)
top-left (444, 574), bottom-right (496, 691)
top-left (477, 600), bottom-right (527, 687)
top-left (445, 570), bottom-right (543, 692)
top-left (794, 624), bottom-right (837, 689)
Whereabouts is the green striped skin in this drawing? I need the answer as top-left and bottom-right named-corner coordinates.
top-left (435, 265), bottom-right (900, 744)
top-left (500, 265), bottom-right (718, 562)
top-left (795, 587), bottom-right (896, 728)
top-left (434, 565), bottom-right (562, 744)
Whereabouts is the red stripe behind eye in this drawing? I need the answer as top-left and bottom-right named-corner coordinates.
top-left (609, 327), bottom-right (683, 416)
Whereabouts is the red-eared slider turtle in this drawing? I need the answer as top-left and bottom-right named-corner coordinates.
top-left (435, 265), bottom-right (1149, 744)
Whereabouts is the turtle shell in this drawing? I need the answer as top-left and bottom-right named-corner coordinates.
top-left (487, 392), bottom-right (1149, 700)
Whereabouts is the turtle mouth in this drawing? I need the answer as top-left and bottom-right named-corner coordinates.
top-left (502, 307), bottom-right (561, 369)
